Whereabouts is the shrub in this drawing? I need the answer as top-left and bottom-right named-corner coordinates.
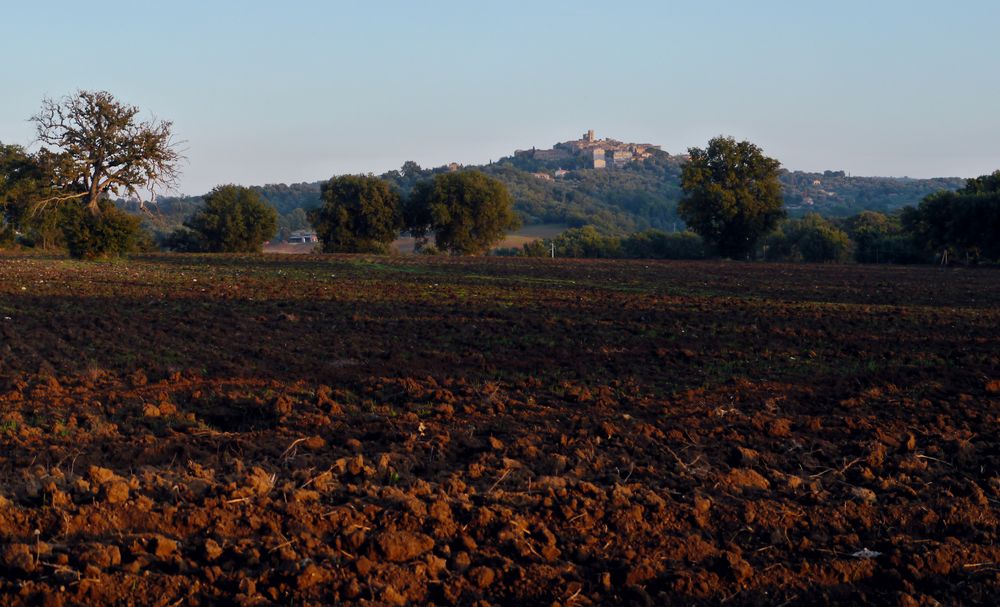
top-left (766, 214), bottom-right (851, 263)
top-left (60, 200), bottom-right (143, 259)
top-left (523, 226), bottom-right (621, 258)
top-left (622, 230), bottom-right (707, 259)
top-left (160, 227), bottom-right (205, 252)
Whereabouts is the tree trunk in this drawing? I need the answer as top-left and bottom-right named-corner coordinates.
top-left (86, 195), bottom-right (101, 216)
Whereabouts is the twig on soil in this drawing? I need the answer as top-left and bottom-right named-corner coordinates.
top-left (963, 562), bottom-right (998, 568)
top-left (488, 468), bottom-right (512, 494)
top-left (839, 457), bottom-right (863, 474)
top-left (225, 497), bottom-right (251, 504)
top-left (915, 454), bottom-right (952, 466)
top-left (40, 561), bottom-right (80, 580)
top-left (268, 538), bottom-right (297, 553)
top-left (664, 445), bottom-right (702, 474)
top-left (299, 468), bottom-right (332, 490)
top-left (69, 453), bottom-right (80, 478)
top-left (810, 456), bottom-right (863, 479)
top-left (281, 437), bottom-right (307, 461)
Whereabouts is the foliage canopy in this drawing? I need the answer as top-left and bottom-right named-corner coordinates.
top-left (679, 136), bottom-right (784, 258)
top-left (0, 143), bottom-right (63, 248)
top-left (60, 199), bottom-right (143, 259)
top-left (407, 171), bottom-right (520, 255)
top-left (309, 175), bottom-right (402, 253)
top-left (765, 213), bottom-right (852, 263)
top-left (902, 170), bottom-right (1000, 262)
top-left (183, 185), bottom-right (277, 253)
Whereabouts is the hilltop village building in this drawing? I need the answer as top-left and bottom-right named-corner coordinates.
top-left (515, 130), bottom-right (661, 169)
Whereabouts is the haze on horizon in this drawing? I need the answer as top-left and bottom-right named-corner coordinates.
top-left (1, 0), bottom-right (998, 196)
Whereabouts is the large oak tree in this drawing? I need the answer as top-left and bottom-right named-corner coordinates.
top-left (183, 185), bottom-right (278, 253)
top-left (406, 171), bottom-right (520, 255)
top-left (679, 136), bottom-right (784, 259)
top-left (31, 90), bottom-right (181, 215)
top-left (309, 175), bottom-right (403, 253)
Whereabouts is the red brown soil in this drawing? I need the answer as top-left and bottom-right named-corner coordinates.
top-left (0, 253), bottom-right (998, 605)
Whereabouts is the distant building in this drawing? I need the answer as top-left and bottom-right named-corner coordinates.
top-left (533, 148), bottom-right (573, 162)
top-left (590, 148), bottom-right (606, 169)
top-left (554, 169), bottom-right (569, 178)
top-left (287, 231), bottom-right (318, 244)
top-left (610, 150), bottom-right (632, 169)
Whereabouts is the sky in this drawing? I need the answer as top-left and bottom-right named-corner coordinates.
top-left (2, 0), bottom-right (999, 196)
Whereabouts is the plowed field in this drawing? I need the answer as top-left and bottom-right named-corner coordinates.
top-left (0, 253), bottom-right (998, 606)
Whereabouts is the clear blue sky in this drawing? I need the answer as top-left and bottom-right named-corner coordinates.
top-left (2, 0), bottom-right (998, 195)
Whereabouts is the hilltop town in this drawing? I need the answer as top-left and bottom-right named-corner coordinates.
top-left (515, 130), bottom-right (663, 170)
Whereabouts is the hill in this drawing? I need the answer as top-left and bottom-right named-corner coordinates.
top-left (142, 133), bottom-right (966, 237)
top-left (780, 170), bottom-right (965, 217)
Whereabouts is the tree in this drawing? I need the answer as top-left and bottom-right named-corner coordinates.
top-left (958, 170), bottom-right (1000, 195)
top-left (406, 171), bottom-right (520, 255)
top-left (0, 143), bottom-right (63, 248)
top-left (309, 175), bottom-right (402, 253)
top-left (842, 211), bottom-right (926, 264)
top-left (902, 171), bottom-right (1000, 263)
top-left (183, 185), bottom-right (277, 252)
top-left (31, 90), bottom-right (181, 215)
top-left (678, 136), bottom-right (784, 259)
top-left (401, 161), bottom-right (424, 179)
top-left (765, 213), bottom-right (851, 263)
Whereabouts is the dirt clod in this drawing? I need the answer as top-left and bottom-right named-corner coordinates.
top-left (375, 531), bottom-right (434, 562)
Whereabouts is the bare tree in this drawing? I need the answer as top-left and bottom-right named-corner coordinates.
top-left (32, 90), bottom-right (182, 215)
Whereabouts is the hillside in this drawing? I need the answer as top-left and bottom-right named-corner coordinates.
top-left (143, 134), bottom-right (966, 237)
top-left (780, 170), bottom-right (965, 217)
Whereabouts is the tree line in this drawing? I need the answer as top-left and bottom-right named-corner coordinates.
top-left (1, 91), bottom-right (997, 263)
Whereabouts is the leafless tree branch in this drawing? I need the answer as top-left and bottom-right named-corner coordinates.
top-left (31, 90), bottom-right (183, 215)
